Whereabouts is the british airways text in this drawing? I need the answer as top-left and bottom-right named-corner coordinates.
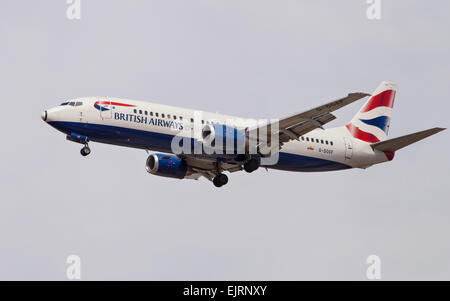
top-left (114, 113), bottom-right (184, 130)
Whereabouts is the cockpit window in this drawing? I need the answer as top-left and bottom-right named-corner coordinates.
top-left (60, 101), bottom-right (83, 106)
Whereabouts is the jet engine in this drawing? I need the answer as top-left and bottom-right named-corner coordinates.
top-left (145, 153), bottom-right (188, 179)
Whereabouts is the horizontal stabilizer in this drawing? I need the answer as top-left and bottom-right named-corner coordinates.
top-left (371, 127), bottom-right (446, 152)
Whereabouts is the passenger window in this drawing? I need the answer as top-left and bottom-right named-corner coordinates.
top-left (173, 115), bottom-right (177, 120)
top-left (201, 120), bottom-right (205, 124)
top-left (315, 139), bottom-right (319, 143)
top-left (167, 114), bottom-right (171, 119)
top-left (306, 137), bottom-right (309, 142)
top-left (190, 118), bottom-right (194, 123)
top-left (162, 114), bottom-right (165, 118)
top-left (330, 141), bottom-right (334, 146)
top-left (144, 111), bottom-right (148, 115)
top-left (326, 141), bottom-right (329, 145)
top-left (155, 113), bottom-right (159, 117)
top-left (179, 116), bottom-right (183, 121)
top-left (134, 109), bottom-right (137, 114)
top-left (321, 139), bottom-right (324, 144)
top-left (150, 112), bottom-right (153, 116)
top-left (301, 137), bottom-right (304, 141)
top-left (139, 110), bottom-right (143, 114)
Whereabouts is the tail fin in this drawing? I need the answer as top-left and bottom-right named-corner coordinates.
top-left (346, 81), bottom-right (397, 143)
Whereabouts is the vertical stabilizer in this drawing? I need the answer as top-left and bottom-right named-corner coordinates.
top-left (346, 81), bottom-right (397, 143)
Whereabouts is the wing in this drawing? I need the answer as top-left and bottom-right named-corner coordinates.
top-left (180, 92), bottom-right (370, 181)
top-left (248, 92), bottom-right (370, 147)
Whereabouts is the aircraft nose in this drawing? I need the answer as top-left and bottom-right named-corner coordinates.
top-left (41, 110), bottom-right (47, 122)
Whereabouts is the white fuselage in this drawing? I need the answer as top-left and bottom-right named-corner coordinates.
top-left (43, 97), bottom-right (390, 172)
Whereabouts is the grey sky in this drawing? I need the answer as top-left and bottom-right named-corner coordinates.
top-left (0, 0), bottom-right (449, 280)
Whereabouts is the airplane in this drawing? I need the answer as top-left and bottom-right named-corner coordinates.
top-left (41, 82), bottom-right (445, 187)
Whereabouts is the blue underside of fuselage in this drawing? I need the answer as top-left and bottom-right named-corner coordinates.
top-left (48, 121), bottom-right (351, 172)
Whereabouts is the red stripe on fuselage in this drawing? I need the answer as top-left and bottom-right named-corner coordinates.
top-left (95, 101), bottom-right (136, 107)
top-left (360, 90), bottom-right (395, 113)
top-left (346, 123), bottom-right (380, 143)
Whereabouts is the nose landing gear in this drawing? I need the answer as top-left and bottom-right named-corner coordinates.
top-left (66, 133), bottom-right (91, 157)
top-left (80, 145), bottom-right (91, 157)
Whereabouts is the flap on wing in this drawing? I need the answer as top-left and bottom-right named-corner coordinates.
top-left (277, 92), bottom-right (369, 130)
top-left (279, 112), bottom-right (336, 143)
top-left (250, 92), bottom-right (369, 145)
top-left (182, 155), bottom-right (243, 181)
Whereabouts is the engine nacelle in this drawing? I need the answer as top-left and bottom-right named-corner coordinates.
top-left (145, 153), bottom-right (187, 179)
top-left (201, 123), bottom-right (247, 154)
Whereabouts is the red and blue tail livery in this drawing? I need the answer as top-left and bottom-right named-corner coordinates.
top-left (346, 82), bottom-right (397, 143)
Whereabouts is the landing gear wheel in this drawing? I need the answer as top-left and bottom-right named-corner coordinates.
top-left (244, 158), bottom-right (260, 173)
top-left (213, 173), bottom-right (228, 187)
top-left (218, 173), bottom-right (228, 186)
top-left (80, 146), bottom-right (91, 157)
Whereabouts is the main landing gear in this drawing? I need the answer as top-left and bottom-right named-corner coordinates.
top-left (211, 157), bottom-right (260, 187)
top-left (213, 173), bottom-right (228, 188)
top-left (244, 158), bottom-right (260, 173)
top-left (80, 145), bottom-right (91, 157)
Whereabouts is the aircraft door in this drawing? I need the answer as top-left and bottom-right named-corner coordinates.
top-left (72, 100), bottom-right (84, 122)
top-left (344, 137), bottom-right (353, 160)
